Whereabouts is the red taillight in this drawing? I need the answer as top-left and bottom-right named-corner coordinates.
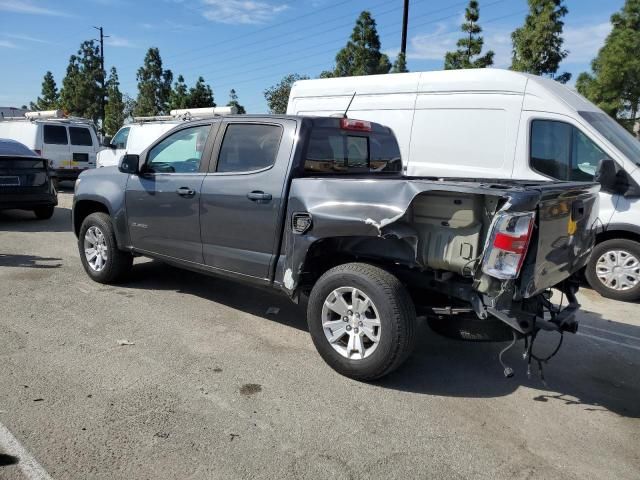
top-left (482, 212), bottom-right (535, 280)
top-left (340, 118), bottom-right (372, 132)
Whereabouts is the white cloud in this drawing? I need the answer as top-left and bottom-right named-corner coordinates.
top-left (201, 0), bottom-right (288, 25)
top-left (0, 0), bottom-right (70, 16)
top-left (0, 39), bottom-right (18, 48)
top-left (563, 22), bottom-right (611, 65)
top-left (105, 35), bottom-right (136, 48)
top-left (4, 33), bottom-right (48, 44)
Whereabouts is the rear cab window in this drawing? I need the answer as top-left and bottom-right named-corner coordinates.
top-left (43, 125), bottom-right (68, 145)
top-left (304, 124), bottom-right (402, 174)
top-left (69, 127), bottom-right (93, 146)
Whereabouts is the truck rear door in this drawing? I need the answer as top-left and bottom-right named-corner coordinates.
top-left (199, 119), bottom-right (297, 280)
top-left (520, 181), bottom-right (600, 297)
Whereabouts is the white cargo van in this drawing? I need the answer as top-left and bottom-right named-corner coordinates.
top-left (97, 107), bottom-right (238, 168)
top-left (0, 110), bottom-right (100, 180)
top-left (287, 69), bottom-right (640, 301)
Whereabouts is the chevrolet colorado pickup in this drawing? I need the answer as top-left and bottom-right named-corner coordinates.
top-left (72, 115), bottom-right (599, 380)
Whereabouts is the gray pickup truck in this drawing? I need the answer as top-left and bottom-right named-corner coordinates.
top-left (73, 115), bottom-right (599, 380)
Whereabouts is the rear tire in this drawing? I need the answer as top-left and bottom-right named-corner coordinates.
top-left (585, 239), bottom-right (640, 302)
top-left (307, 263), bottom-right (416, 381)
top-left (33, 206), bottom-right (54, 220)
top-left (78, 212), bottom-right (132, 284)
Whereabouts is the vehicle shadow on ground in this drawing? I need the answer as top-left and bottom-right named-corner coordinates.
top-left (0, 253), bottom-right (62, 268)
top-left (0, 206), bottom-right (71, 233)
top-left (123, 260), bottom-right (640, 419)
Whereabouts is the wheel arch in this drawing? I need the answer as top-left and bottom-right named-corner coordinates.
top-left (73, 200), bottom-right (110, 237)
top-left (596, 224), bottom-right (640, 245)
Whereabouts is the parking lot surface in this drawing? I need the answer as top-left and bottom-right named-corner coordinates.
top-left (1, 192), bottom-right (639, 480)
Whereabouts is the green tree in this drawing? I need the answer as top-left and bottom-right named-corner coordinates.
top-left (511, 0), bottom-right (571, 82)
top-left (30, 71), bottom-right (60, 111)
top-left (333, 11), bottom-right (391, 77)
top-left (264, 73), bottom-right (309, 114)
top-left (576, 0), bottom-right (640, 126)
top-left (103, 67), bottom-right (124, 136)
top-left (134, 47), bottom-right (173, 116)
top-left (319, 70), bottom-right (336, 78)
top-left (122, 94), bottom-right (137, 120)
top-left (227, 89), bottom-right (246, 114)
top-left (391, 52), bottom-right (409, 73)
top-left (59, 40), bottom-right (104, 122)
top-left (188, 76), bottom-right (215, 108)
top-left (444, 1), bottom-right (494, 70)
top-left (168, 75), bottom-right (190, 110)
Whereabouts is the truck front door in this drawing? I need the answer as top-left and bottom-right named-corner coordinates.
top-left (199, 119), bottom-right (296, 280)
top-left (125, 123), bottom-right (215, 263)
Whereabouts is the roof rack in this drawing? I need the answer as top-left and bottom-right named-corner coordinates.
top-left (2, 110), bottom-right (96, 126)
top-left (132, 106), bottom-right (237, 123)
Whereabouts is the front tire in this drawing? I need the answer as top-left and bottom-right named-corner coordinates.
top-left (78, 212), bottom-right (132, 284)
top-left (585, 238), bottom-right (640, 302)
top-left (33, 206), bottom-right (54, 219)
top-left (307, 263), bottom-right (416, 381)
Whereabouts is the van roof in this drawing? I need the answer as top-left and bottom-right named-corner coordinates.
top-left (290, 68), bottom-right (599, 115)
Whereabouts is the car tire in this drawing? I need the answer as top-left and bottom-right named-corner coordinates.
top-left (33, 206), bottom-right (54, 220)
top-left (585, 238), bottom-right (640, 302)
top-left (307, 263), bottom-right (416, 381)
top-left (427, 314), bottom-right (514, 342)
top-left (78, 212), bottom-right (132, 284)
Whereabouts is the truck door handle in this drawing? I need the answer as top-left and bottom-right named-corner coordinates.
top-left (247, 191), bottom-right (272, 203)
top-left (176, 187), bottom-right (196, 197)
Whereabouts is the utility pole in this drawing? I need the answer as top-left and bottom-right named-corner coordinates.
top-left (400, 0), bottom-right (409, 57)
top-left (93, 26), bottom-right (109, 133)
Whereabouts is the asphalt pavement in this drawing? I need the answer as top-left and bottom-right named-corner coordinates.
top-left (0, 191), bottom-right (639, 479)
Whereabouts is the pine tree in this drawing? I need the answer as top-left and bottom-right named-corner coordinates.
top-left (444, 1), bottom-right (494, 70)
top-left (391, 52), bottom-right (409, 73)
top-left (576, 0), bottom-right (640, 126)
top-left (168, 75), bottom-right (190, 110)
top-left (264, 74), bottom-right (309, 114)
top-left (188, 77), bottom-right (215, 108)
top-left (511, 0), bottom-right (571, 82)
top-left (333, 11), bottom-right (392, 77)
top-left (59, 40), bottom-right (104, 121)
top-left (30, 71), bottom-right (60, 111)
top-left (227, 89), bottom-right (246, 114)
top-left (134, 47), bottom-right (173, 116)
top-left (103, 67), bottom-right (124, 136)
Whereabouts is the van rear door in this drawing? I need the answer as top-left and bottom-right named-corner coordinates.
top-left (42, 124), bottom-right (70, 172)
top-left (68, 126), bottom-right (96, 171)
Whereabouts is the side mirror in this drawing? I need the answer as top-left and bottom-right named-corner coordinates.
top-left (119, 154), bottom-right (139, 174)
top-left (102, 136), bottom-right (114, 148)
top-left (595, 159), bottom-right (625, 194)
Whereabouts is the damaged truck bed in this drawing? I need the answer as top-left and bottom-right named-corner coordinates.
top-left (73, 115), bottom-right (600, 381)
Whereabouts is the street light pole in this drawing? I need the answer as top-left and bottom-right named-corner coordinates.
top-left (401, 0), bottom-right (409, 57)
top-left (93, 26), bottom-right (109, 133)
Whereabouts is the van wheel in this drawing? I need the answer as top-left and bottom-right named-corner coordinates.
top-left (78, 212), bottom-right (132, 284)
top-left (33, 206), bottom-right (54, 220)
top-left (585, 239), bottom-right (640, 302)
top-left (307, 263), bottom-right (416, 381)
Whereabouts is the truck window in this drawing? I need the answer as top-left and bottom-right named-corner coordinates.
top-left (111, 127), bottom-right (130, 149)
top-left (43, 125), bottom-right (68, 145)
top-left (69, 127), bottom-right (93, 146)
top-left (147, 125), bottom-right (210, 173)
top-left (304, 128), bottom-right (401, 174)
top-left (530, 120), bottom-right (610, 181)
top-left (216, 124), bottom-right (282, 173)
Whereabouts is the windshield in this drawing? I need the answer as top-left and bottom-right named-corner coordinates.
top-left (579, 111), bottom-right (640, 166)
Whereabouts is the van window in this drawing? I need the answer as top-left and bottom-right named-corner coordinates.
top-left (111, 127), bottom-right (130, 149)
top-left (69, 127), bottom-right (93, 146)
top-left (43, 125), bottom-right (68, 145)
top-left (579, 111), bottom-right (640, 166)
top-left (530, 120), bottom-right (610, 181)
top-left (304, 128), bottom-right (401, 174)
top-left (216, 124), bottom-right (282, 173)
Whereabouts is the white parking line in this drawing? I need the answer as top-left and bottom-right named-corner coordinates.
top-left (580, 323), bottom-right (640, 342)
top-left (578, 332), bottom-right (640, 352)
top-left (0, 421), bottom-right (53, 480)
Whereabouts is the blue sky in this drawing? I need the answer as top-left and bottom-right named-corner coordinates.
top-left (0, 0), bottom-right (625, 113)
